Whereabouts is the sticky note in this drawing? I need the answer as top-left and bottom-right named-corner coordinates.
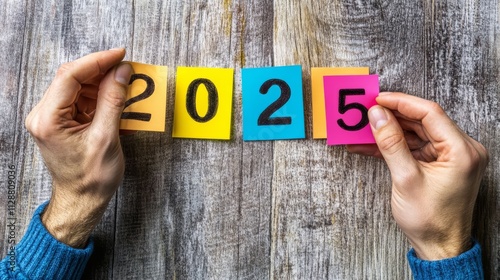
top-left (324, 75), bottom-right (379, 145)
top-left (311, 67), bottom-right (369, 139)
top-left (120, 62), bottom-right (167, 132)
top-left (172, 67), bottom-right (234, 140)
top-left (241, 66), bottom-right (305, 141)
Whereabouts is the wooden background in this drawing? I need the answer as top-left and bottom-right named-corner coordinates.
top-left (1, 0), bottom-right (498, 279)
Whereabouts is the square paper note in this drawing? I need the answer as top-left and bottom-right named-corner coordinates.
top-left (324, 74), bottom-right (379, 145)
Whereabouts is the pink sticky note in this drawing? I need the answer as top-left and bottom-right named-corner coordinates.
top-left (324, 75), bottom-right (379, 145)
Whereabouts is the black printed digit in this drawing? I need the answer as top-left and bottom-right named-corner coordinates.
top-left (337, 89), bottom-right (369, 131)
top-left (258, 79), bottom-right (292, 125)
top-left (186, 78), bottom-right (218, 123)
top-left (121, 74), bottom-right (154, 122)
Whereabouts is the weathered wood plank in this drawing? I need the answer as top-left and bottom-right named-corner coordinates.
top-left (235, 1), bottom-right (275, 279)
top-left (69, 1), bottom-right (135, 279)
top-left (0, 0), bottom-right (134, 279)
top-left (164, 1), bottom-right (243, 277)
top-left (271, 0), bottom-right (499, 279)
top-left (6, 0), bottom-right (66, 252)
top-left (165, 0), bottom-right (276, 278)
top-left (0, 0), bottom-right (28, 256)
top-left (270, 1), bottom-right (411, 279)
top-left (421, 1), bottom-right (500, 277)
top-left (111, 1), bottom-right (272, 279)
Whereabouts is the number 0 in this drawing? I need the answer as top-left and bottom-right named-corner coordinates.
top-left (186, 78), bottom-right (219, 123)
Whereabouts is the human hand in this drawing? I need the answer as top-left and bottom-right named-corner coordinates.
top-left (25, 49), bottom-right (133, 248)
top-left (347, 92), bottom-right (488, 260)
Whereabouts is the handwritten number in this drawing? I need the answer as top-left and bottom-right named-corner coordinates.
top-left (258, 79), bottom-right (292, 125)
top-left (337, 89), bottom-right (369, 131)
top-left (121, 74), bottom-right (154, 122)
top-left (186, 78), bottom-right (219, 123)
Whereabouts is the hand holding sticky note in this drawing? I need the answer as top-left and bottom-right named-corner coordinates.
top-left (120, 62), bottom-right (168, 132)
top-left (324, 75), bottom-right (379, 145)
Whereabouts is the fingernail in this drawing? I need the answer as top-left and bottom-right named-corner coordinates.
top-left (109, 47), bottom-right (125, 52)
top-left (369, 106), bottom-right (388, 130)
top-left (378, 91), bottom-right (392, 96)
top-left (115, 63), bottom-right (133, 86)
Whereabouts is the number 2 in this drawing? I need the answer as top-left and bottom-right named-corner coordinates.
top-left (258, 79), bottom-right (292, 125)
top-left (337, 89), bottom-right (369, 131)
top-left (121, 74), bottom-right (155, 122)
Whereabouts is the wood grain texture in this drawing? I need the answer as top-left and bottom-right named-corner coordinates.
top-left (0, 0), bottom-right (27, 257)
top-left (271, 2), bottom-right (410, 278)
top-left (0, 0), bottom-right (498, 279)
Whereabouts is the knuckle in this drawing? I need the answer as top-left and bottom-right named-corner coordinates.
top-left (103, 90), bottom-right (126, 109)
top-left (471, 144), bottom-right (489, 169)
top-left (26, 117), bottom-right (48, 140)
top-left (25, 105), bottom-right (42, 137)
top-left (427, 101), bottom-right (451, 121)
top-left (25, 113), bottom-right (33, 132)
top-left (393, 168), bottom-right (421, 187)
top-left (469, 150), bottom-right (481, 168)
top-left (25, 108), bottom-right (55, 142)
top-left (428, 101), bottom-right (445, 114)
top-left (477, 143), bottom-right (489, 165)
top-left (457, 141), bottom-right (488, 174)
top-left (91, 129), bottom-right (117, 150)
top-left (92, 133), bottom-right (108, 147)
top-left (378, 133), bottom-right (406, 155)
top-left (55, 62), bottom-right (74, 79)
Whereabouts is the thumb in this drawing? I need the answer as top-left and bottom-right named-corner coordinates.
top-left (92, 63), bottom-right (133, 135)
top-left (369, 105), bottom-right (419, 182)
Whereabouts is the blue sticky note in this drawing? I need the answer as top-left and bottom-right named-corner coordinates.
top-left (241, 65), bottom-right (306, 141)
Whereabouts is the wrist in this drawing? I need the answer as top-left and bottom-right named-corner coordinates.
top-left (41, 193), bottom-right (110, 248)
top-left (394, 197), bottom-right (475, 260)
top-left (408, 234), bottom-right (472, 260)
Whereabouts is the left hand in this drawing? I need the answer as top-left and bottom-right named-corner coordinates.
top-left (25, 49), bottom-right (133, 247)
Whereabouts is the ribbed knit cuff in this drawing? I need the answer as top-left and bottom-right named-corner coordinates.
top-left (13, 201), bottom-right (93, 280)
top-left (407, 240), bottom-right (483, 280)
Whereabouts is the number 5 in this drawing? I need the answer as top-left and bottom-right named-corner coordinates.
top-left (337, 89), bottom-right (369, 131)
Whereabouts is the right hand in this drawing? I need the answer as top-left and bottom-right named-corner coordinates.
top-left (347, 92), bottom-right (488, 260)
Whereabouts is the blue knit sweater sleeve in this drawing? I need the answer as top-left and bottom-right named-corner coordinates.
top-left (407, 240), bottom-right (483, 280)
top-left (0, 202), bottom-right (93, 280)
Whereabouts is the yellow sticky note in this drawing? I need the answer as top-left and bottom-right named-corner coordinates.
top-left (120, 62), bottom-right (167, 132)
top-left (173, 67), bottom-right (234, 140)
top-left (311, 67), bottom-right (369, 139)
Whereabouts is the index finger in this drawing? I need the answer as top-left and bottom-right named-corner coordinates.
top-left (45, 48), bottom-right (126, 109)
top-left (375, 92), bottom-right (462, 144)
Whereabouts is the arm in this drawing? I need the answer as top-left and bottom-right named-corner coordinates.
top-left (0, 202), bottom-right (93, 280)
top-left (407, 239), bottom-right (483, 279)
top-left (0, 49), bottom-right (133, 279)
top-left (348, 92), bottom-right (488, 279)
